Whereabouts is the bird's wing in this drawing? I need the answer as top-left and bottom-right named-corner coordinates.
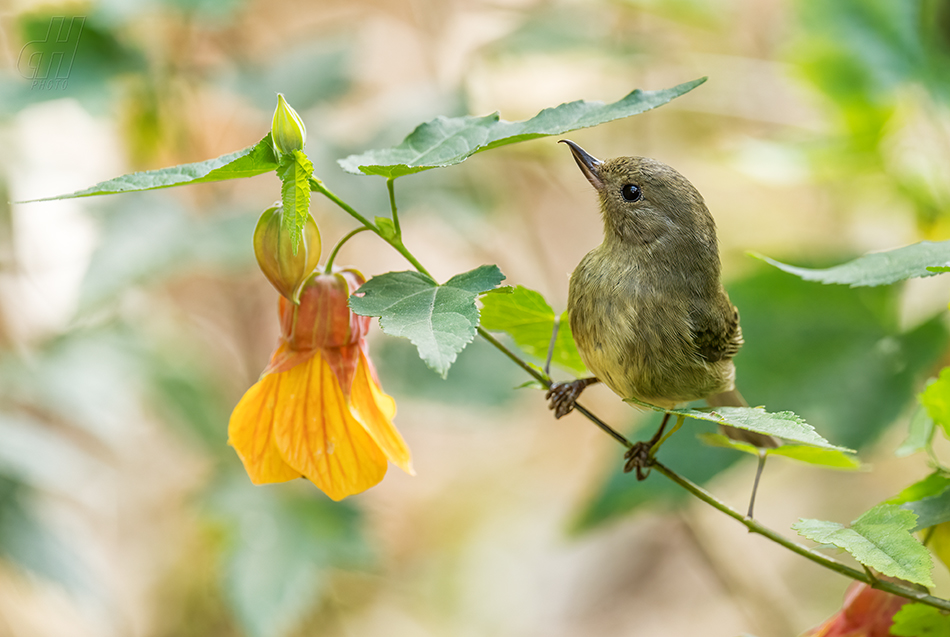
top-left (690, 302), bottom-right (742, 363)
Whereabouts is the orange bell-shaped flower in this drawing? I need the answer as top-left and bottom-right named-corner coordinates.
top-left (229, 267), bottom-right (413, 500)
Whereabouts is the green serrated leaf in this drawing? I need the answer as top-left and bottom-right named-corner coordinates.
top-left (896, 406), bottom-right (936, 458)
top-left (697, 433), bottom-right (861, 469)
top-left (792, 504), bottom-right (934, 586)
top-left (277, 150), bottom-right (314, 251)
top-left (22, 134), bottom-right (279, 202)
top-left (627, 398), bottom-right (852, 451)
top-left (338, 79), bottom-right (706, 178)
top-left (479, 285), bottom-right (587, 375)
top-left (348, 266), bottom-right (505, 377)
top-left (751, 240), bottom-right (950, 287)
top-left (891, 602), bottom-right (950, 636)
top-left (921, 369), bottom-right (950, 436)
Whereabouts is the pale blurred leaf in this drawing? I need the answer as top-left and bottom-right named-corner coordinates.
top-left (207, 475), bottom-right (370, 637)
top-left (895, 406), bottom-right (936, 457)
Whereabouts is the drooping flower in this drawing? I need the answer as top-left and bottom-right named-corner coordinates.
top-left (229, 268), bottom-right (413, 500)
top-left (803, 582), bottom-right (909, 637)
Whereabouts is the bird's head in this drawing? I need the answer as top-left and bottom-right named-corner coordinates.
top-left (560, 139), bottom-right (716, 249)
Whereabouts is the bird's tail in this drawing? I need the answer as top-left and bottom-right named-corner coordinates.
top-left (706, 389), bottom-right (780, 448)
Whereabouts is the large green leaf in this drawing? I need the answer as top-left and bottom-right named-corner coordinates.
top-left (479, 285), bottom-right (587, 375)
top-left (338, 78), bottom-right (706, 178)
top-left (753, 240), bottom-right (950, 287)
top-left (627, 398), bottom-right (852, 451)
top-left (792, 504), bottom-right (934, 586)
top-left (349, 266), bottom-right (505, 377)
top-left (23, 134), bottom-right (279, 202)
top-left (207, 475), bottom-right (369, 637)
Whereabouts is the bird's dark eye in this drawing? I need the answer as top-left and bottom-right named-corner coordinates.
top-left (621, 184), bottom-right (641, 202)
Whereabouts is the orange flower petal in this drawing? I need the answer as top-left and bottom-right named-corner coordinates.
top-left (272, 352), bottom-right (388, 500)
top-left (228, 373), bottom-right (303, 484)
top-left (261, 340), bottom-right (317, 376)
top-left (350, 350), bottom-right (414, 475)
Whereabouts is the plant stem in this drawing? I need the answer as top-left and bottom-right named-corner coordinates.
top-left (650, 459), bottom-right (950, 612)
top-left (387, 178), bottom-right (401, 237)
top-left (310, 177), bottom-right (376, 231)
top-left (477, 327), bottom-right (632, 449)
top-left (325, 227), bottom-right (371, 273)
top-left (311, 178), bottom-right (432, 278)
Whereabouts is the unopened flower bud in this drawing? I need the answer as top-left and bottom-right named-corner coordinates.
top-left (271, 94), bottom-right (306, 156)
top-left (279, 268), bottom-right (369, 350)
top-left (253, 204), bottom-right (321, 301)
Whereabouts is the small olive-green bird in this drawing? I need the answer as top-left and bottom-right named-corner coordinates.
top-left (549, 140), bottom-right (778, 454)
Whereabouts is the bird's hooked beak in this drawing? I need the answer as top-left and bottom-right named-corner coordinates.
top-left (560, 139), bottom-right (604, 190)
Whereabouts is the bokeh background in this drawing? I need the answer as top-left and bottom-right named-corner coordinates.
top-left (1, 0), bottom-right (950, 635)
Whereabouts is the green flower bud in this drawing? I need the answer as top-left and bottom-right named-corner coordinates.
top-left (271, 94), bottom-right (306, 156)
top-left (253, 204), bottom-right (321, 301)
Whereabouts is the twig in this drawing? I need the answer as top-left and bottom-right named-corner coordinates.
top-left (650, 459), bottom-right (950, 611)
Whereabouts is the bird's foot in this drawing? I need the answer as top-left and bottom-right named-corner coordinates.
top-left (623, 441), bottom-right (655, 480)
top-left (546, 377), bottom-right (598, 419)
top-left (622, 412), bottom-right (673, 480)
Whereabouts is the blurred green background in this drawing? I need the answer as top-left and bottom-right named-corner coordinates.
top-left (1, 0), bottom-right (949, 635)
